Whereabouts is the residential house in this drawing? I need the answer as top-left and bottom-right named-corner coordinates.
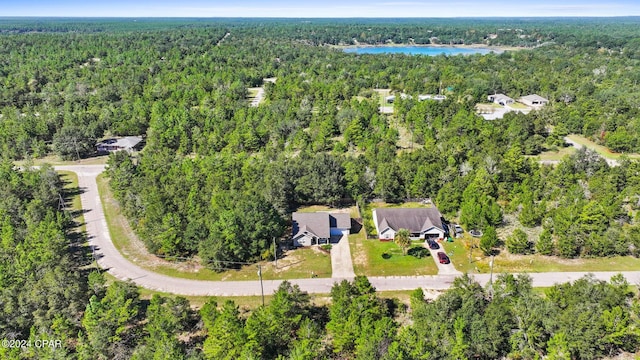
top-left (292, 212), bottom-right (351, 247)
top-left (373, 207), bottom-right (446, 241)
top-left (97, 136), bottom-right (143, 153)
top-left (487, 93), bottom-right (514, 106)
top-left (518, 94), bottom-right (549, 108)
top-left (418, 94), bottom-right (447, 101)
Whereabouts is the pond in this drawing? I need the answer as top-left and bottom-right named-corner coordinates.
top-left (343, 45), bottom-right (495, 56)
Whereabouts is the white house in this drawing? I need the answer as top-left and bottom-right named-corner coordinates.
top-left (372, 207), bottom-right (446, 241)
top-left (488, 93), bottom-right (514, 106)
top-left (518, 94), bottom-right (549, 108)
top-left (292, 212), bottom-right (351, 247)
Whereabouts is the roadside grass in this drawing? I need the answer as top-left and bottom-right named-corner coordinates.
top-left (15, 154), bottom-right (108, 166)
top-left (567, 134), bottom-right (640, 160)
top-left (441, 236), bottom-right (640, 274)
top-left (532, 145), bottom-right (576, 161)
top-left (97, 174), bottom-right (332, 281)
top-left (350, 229), bottom-right (438, 276)
top-left (58, 170), bottom-right (87, 234)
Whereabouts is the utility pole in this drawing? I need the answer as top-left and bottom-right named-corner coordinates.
top-left (489, 254), bottom-right (495, 298)
top-left (273, 237), bottom-right (277, 268)
top-left (257, 265), bottom-right (265, 307)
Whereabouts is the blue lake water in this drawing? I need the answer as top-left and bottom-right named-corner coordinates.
top-left (343, 46), bottom-right (494, 56)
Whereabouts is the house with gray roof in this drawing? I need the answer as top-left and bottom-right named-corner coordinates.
top-left (488, 93), bottom-right (514, 106)
top-left (292, 212), bottom-right (351, 247)
top-left (97, 136), bottom-right (143, 153)
top-left (373, 207), bottom-right (446, 241)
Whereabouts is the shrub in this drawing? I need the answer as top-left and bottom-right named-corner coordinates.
top-left (320, 244), bottom-right (332, 252)
top-left (407, 247), bottom-right (430, 258)
top-left (536, 229), bottom-right (554, 255)
top-left (506, 228), bottom-right (531, 254)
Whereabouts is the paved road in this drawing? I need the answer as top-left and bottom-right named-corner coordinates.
top-left (52, 165), bottom-right (640, 296)
top-left (330, 233), bottom-right (356, 278)
top-left (564, 136), bottom-right (620, 167)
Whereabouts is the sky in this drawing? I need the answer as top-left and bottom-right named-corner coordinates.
top-left (3, 0), bottom-right (640, 17)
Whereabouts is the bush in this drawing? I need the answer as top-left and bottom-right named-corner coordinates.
top-left (536, 229), bottom-right (554, 255)
top-left (407, 247), bottom-right (430, 258)
top-left (480, 226), bottom-right (498, 256)
top-left (320, 244), bottom-right (332, 252)
top-left (506, 228), bottom-right (531, 254)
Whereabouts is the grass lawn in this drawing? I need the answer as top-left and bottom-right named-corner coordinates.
top-left (247, 87), bottom-right (260, 97)
top-left (15, 154), bottom-right (108, 166)
top-left (97, 174), bottom-right (332, 281)
top-left (350, 230), bottom-right (438, 276)
top-left (567, 134), bottom-right (640, 160)
top-left (507, 102), bottom-right (530, 110)
top-left (441, 236), bottom-right (640, 274)
top-left (533, 145), bottom-right (577, 161)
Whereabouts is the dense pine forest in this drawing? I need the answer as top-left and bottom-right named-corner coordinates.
top-left (2, 18), bottom-right (640, 359)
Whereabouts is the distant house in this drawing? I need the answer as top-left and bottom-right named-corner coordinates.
top-left (372, 207), bottom-right (446, 241)
top-left (292, 212), bottom-right (351, 247)
top-left (418, 94), bottom-right (446, 101)
top-left (488, 93), bottom-right (514, 106)
top-left (518, 94), bottom-right (549, 108)
top-left (97, 136), bottom-right (143, 153)
top-left (386, 93), bottom-right (411, 104)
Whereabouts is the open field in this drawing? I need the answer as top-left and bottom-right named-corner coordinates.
top-left (391, 118), bottom-right (424, 152)
top-left (441, 237), bottom-right (640, 274)
top-left (350, 230), bottom-right (438, 276)
top-left (97, 174), bottom-right (332, 281)
top-left (567, 134), bottom-right (640, 160)
top-left (532, 145), bottom-right (577, 161)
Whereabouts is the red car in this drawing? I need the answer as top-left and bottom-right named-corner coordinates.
top-left (437, 252), bottom-right (450, 264)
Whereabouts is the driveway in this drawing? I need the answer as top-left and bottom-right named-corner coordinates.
top-left (424, 240), bottom-right (462, 276)
top-left (330, 233), bottom-right (356, 279)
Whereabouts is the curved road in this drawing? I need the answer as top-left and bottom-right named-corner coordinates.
top-left (55, 165), bottom-right (640, 296)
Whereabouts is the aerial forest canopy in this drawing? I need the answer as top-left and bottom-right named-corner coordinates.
top-left (2, 18), bottom-right (640, 268)
top-left (2, 17), bottom-right (640, 360)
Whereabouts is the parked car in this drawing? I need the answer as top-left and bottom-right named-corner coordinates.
top-left (453, 224), bottom-right (464, 238)
top-left (426, 239), bottom-right (439, 250)
top-left (437, 252), bottom-right (450, 264)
